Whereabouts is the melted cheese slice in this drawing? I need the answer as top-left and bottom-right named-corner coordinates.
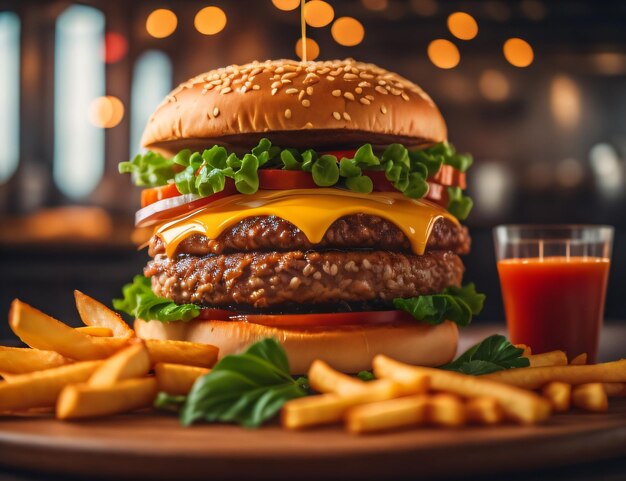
top-left (155, 189), bottom-right (457, 258)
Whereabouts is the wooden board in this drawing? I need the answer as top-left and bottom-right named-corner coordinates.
top-left (1, 400), bottom-right (626, 480)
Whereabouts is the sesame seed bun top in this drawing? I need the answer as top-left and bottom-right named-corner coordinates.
top-left (141, 58), bottom-right (447, 156)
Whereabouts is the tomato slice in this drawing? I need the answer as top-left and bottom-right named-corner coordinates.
top-left (196, 308), bottom-right (235, 321)
top-left (321, 149), bottom-right (358, 159)
top-left (258, 170), bottom-right (318, 190)
top-left (432, 165), bottom-right (466, 189)
top-left (141, 184), bottom-right (181, 208)
top-left (231, 310), bottom-right (416, 328)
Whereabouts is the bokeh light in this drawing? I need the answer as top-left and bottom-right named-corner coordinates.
top-left (103, 32), bottom-right (127, 63)
top-left (362, 0), bottom-right (388, 11)
top-left (550, 75), bottom-right (580, 128)
top-left (479, 69), bottom-right (510, 101)
top-left (410, 0), bottom-right (438, 16)
top-left (194, 6), bottom-right (227, 35)
top-left (88, 96), bottom-right (124, 128)
top-left (272, 0), bottom-right (300, 11)
top-left (304, 1), bottom-right (334, 28)
top-left (427, 39), bottom-right (460, 69)
top-left (331, 17), bottom-right (365, 47)
top-left (295, 37), bottom-right (320, 61)
top-left (447, 12), bottom-right (478, 41)
top-left (503, 38), bottom-right (534, 67)
top-left (145, 9), bottom-right (177, 39)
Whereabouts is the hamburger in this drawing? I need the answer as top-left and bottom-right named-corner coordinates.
top-left (115, 58), bottom-right (484, 374)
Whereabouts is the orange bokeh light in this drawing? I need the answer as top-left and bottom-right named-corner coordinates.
top-left (331, 17), bottom-right (365, 47)
top-left (503, 38), bottom-right (534, 67)
top-left (304, 1), bottom-right (334, 28)
top-left (88, 96), bottom-right (124, 128)
top-left (427, 39), bottom-right (460, 69)
top-left (145, 9), bottom-right (177, 39)
top-left (295, 37), bottom-right (320, 61)
top-left (447, 12), bottom-right (478, 40)
top-left (194, 6), bottom-right (227, 35)
top-left (272, 0), bottom-right (300, 11)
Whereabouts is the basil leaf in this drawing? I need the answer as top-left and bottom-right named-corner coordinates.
top-left (113, 275), bottom-right (200, 323)
top-left (448, 186), bottom-right (474, 220)
top-left (312, 155), bottom-right (340, 186)
top-left (353, 144), bottom-right (379, 167)
top-left (345, 174), bottom-right (373, 193)
top-left (173, 338), bottom-right (307, 428)
top-left (339, 158), bottom-right (361, 178)
top-left (440, 334), bottom-right (530, 375)
top-left (280, 149), bottom-right (302, 170)
top-left (392, 283), bottom-right (485, 328)
top-left (234, 154), bottom-right (260, 194)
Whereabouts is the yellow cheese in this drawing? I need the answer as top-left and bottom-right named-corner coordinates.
top-left (155, 189), bottom-right (457, 258)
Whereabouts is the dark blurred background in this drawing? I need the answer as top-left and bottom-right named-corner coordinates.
top-left (1, 0), bottom-right (625, 338)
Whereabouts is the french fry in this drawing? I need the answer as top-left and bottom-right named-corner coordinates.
top-left (56, 378), bottom-right (157, 420)
top-left (483, 359), bottom-right (626, 389)
top-left (74, 290), bottom-right (134, 338)
top-left (88, 340), bottom-right (151, 387)
top-left (515, 344), bottom-right (532, 356)
top-left (0, 361), bottom-right (102, 412)
top-left (570, 353), bottom-right (588, 365)
top-left (9, 300), bottom-right (129, 360)
top-left (345, 395), bottom-right (429, 434)
top-left (572, 383), bottom-right (608, 412)
top-left (308, 360), bottom-right (428, 396)
top-left (466, 397), bottom-right (504, 425)
top-left (526, 351), bottom-right (568, 368)
top-left (145, 339), bottom-right (218, 368)
top-left (374, 355), bottom-right (551, 424)
top-left (427, 394), bottom-right (466, 427)
top-left (282, 379), bottom-right (403, 429)
top-left (603, 383), bottom-right (626, 397)
top-left (75, 326), bottom-right (113, 337)
top-left (155, 363), bottom-right (210, 395)
top-left (542, 382), bottom-right (571, 412)
top-left (0, 346), bottom-right (71, 374)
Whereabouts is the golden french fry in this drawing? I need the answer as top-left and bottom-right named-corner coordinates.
top-left (145, 339), bottom-right (218, 368)
top-left (570, 353), bottom-right (588, 366)
top-left (57, 378), bottom-right (157, 420)
top-left (572, 383), bottom-right (608, 412)
top-left (345, 395), bottom-right (429, 434)
top-left (374, 355), bottom-right (551, 425)
top-left (515, 344), bottom-right (532, 356)
top-left (427, 394), bottom-right (466, 427)
top-left (542, 382), bottom-right (571, 412)
top-left (483, 359), bottom-right (626, 389)
top-left (74, 290), bottom-right (134, 338)
top-left (89, 340), bottom-right (150, 387)
top-left (0, 346), bottom-right (71, 374)
top-left (604, 382), bottom-right (626, 397)
top-left (155, 363), bottom-right (210, 395)
top-left (282, 379), bottom-right (403, 429)
top-left (466, 397), bottom-right (504, 425)
top-left (526, 351), bottom-right (568, 368)
top-left (9, 300), bottom-right (129, 360)
top-left (0, 361), bottom-right (102, 412)
top-left (75, 326), bottom-right (113, 337)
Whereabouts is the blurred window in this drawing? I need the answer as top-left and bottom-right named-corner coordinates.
top-left (130, 50), bottom-right (172, 156)
top-left (0, 12), bottom-right (20, 184)
top-left (53, 5), bottom-right (105, 199)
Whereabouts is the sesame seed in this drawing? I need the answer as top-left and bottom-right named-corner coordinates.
top-left (281, 79), bottom-right (292, 84)
top-left (332, 111), bottom-right (341, 120)
top-left (285, 88), bottom-right (298, 95)
top-left (282, 72), bottom-right (297, 80)
top-left (213, 107), bottom-right (220, 117)
top-left (302, 99), bottom-right (311, 107)
top-left (306, 86), bottom-right (314, 95)
top-left (332, 90), bottom-right (342, 97)
top-left (240, 85), bottom-right (248, 93)
top-left (271, 81), bottom-right (281, 89)
top-left (380, 105), bottom-right (387, 114)
top-left (366, 94), bottom-right (374, 100)
top-left (271, 88), bottom-right (278, 96)
top-left (343, 112), bottom-right (351, 121)
top-left (355, 87), bottom-right (363, 94)
top-left (220, 87), bottom-right (232, 95)
top-left (344, 73), bottom-right (358, 80)
top-left (344, 92), bottom-right (355, 101)
top-left (391, 88), bottom-right (402, 96)
top-left (327, 76), bottom-right (335, 81)
top-left (378, 79), bottom-right (387, 85)
top-left (401, 92), bottom-right (410, 101)
top-left (375, 86), bottom-right (389, 95)
top-left (252, 84), bottom-right (260, 90)
top-left (284, 108), bottom-right (292, 119)
top-left (358, 81), bottom-right (371, 88)
top-left (360, 98), bottom-right (371, 105)
top-left (298, 90), bottom-right (305, 101)
top-left (304, 73), bottom-right (320, 85)
top-left (305, 122), bottom-right (313, 129)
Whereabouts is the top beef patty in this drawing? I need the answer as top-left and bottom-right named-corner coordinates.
top-left (149, 214), bottom-right (470, 257)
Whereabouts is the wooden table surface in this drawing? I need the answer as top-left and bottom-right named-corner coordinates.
top-left (0, 323), bottom-right (625, 481)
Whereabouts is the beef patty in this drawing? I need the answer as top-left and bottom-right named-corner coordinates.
top-left (145, 250), bottom-right (464, 309)
top-left (149, 214), bottom-right (470, 257)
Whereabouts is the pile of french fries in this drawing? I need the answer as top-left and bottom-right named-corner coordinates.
top-left (0, 293), bottom-right (217, 419)
top-left (281, 345), bottom-right (626, 434)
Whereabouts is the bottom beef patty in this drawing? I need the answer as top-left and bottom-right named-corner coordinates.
top-left (145, 250), bottom-right (464, 309)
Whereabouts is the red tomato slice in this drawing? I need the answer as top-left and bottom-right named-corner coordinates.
top-left (432, 165), bottom-right (466, 189)
top-left (258, 170), bottom-right (318, 189)
top-left (231, 310), bottom-right (416, 328)
top-left (141, 183), bottom-right (181, 208)
top-left (321, 149), bottom-right (358, 159)
top-left (196, 308), bottom-right (235, 321)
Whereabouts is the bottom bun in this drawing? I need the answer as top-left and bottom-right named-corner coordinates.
top-left (134, 319), bottom-right (459, 374)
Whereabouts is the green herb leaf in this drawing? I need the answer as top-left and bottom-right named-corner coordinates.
top-left (312, 155), bottom-right (340, 186)
top-left (440, 334), bottom-right (530, 375)
top-left (175, 338), bottom-right (307, 428)
top-left (345, 174), bottom-right (373, 193)
top-left (392, 283), bottom-right (485, 328)
top-left (113, 275), bottom-right (200, 323)
top-left (447, 186), bottom-right (474, 220)
top-left (118, 151), bottom-right (176, 187)
top-left (356, 370), bottom-right (375, 382)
